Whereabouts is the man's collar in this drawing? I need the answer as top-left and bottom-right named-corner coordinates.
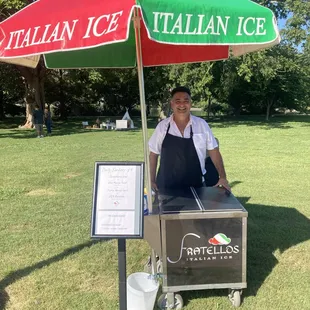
top-left (170, 114), bottom-right (193, 126)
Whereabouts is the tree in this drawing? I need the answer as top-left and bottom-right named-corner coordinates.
top-left (45, 69), bottom-right (105, 119)
top-left (0, 0), bottom-right (47, 127)
top-left (15, 60), bottom-right (46, 127)
top-left (279, 0), bottom-right (310, 50)
top-left (236, 45), bottom-right (307, 120)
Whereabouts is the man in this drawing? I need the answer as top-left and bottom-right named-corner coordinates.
top-left (33, 105), bottom-right (44, 138)
top-left (149, 86), bottom-right (230, 192)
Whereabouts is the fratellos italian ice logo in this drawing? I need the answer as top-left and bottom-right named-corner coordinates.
top-left (208, 233), bottom-right (231, 245)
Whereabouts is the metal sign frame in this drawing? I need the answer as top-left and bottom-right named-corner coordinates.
top-left (91, 161), bottom-right (144, 239)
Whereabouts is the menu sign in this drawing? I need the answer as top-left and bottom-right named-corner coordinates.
top-left (91, 162), bottom-right (144, 239)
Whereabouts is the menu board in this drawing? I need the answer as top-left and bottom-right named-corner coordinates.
top-left (91, 162), bottom-right (144, 239)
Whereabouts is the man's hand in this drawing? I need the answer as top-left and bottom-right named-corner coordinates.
top-left (214, 177), bottom-right (231, 192)
top-left (208, 148), bottom-right (230, 192)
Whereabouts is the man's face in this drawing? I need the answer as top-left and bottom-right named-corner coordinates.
top-left (171, 92), bottom-right (192, 116)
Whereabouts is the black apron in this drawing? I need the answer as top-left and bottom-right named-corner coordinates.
top-left (204, 157), bottom-right (219, 186)
top-left (156, 123), bottom-right (203, 190)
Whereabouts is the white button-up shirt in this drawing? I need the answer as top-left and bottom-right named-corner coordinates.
top-left (149, 115), bottom-right (218, 175)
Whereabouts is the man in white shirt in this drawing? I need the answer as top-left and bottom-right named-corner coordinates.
top-left (149, 86), bottom-right (230, 192)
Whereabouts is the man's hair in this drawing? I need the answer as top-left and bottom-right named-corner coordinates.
top-left (171, 86), bottom-right (191, 97)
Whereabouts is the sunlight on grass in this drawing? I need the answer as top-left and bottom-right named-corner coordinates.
top-left (0, 115), bottom-right (309, 310)
top-left (25, 189), bottom-right (57, 196)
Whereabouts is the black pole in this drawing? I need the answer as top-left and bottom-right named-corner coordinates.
top-left (118, 239), bottom-right (127, 310)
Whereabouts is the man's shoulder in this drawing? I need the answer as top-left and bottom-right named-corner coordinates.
top-left (191, 115), bottom-right (208, 126)
top-left (156, 117), bottom-right (171, 129)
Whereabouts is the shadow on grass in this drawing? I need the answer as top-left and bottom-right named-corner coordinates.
top-left (181, 197), bottom-right (310, 306)
top-left (0, 239), bottom-right (103, 310)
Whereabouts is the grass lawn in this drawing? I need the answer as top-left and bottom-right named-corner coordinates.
top-left (0, 115), bottom-right (309, 310)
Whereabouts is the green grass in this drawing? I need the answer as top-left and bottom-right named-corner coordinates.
top-left (0, 115), bottom-right (309, 310)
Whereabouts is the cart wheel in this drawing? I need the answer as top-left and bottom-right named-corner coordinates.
top-left (228, 290), bottom-right (241, 308)
top-left (157, 293), bottom-right (184, 309)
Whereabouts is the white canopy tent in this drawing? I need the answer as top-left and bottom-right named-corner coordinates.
top-left (121, 108), bottom-right (135, 129)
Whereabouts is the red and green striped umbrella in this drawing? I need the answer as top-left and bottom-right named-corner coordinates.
top-left (0, 0), bottom-right (280, 68)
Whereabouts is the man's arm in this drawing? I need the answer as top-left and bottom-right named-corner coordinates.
top-left (149, 151), bottom-right (159, 191)
top-left (208, 148), bottom-right (231, 192)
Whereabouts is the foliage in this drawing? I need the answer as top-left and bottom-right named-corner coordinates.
top-left (0, 0), bottom-right (30, 21)
top-left (45, 68), bottom-right (140, 117)
top-left (235, 44), bottom-right (308, 119)
top-left (0, 64), bottom-right (25, 118)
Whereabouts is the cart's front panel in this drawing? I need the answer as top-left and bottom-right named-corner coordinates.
top-left (162, 217), bottom-right (245, 290)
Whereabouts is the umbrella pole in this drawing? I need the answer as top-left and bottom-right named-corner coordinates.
top-left (133, 8), bottom-right (153, 214)
top-left (133, 7), bottom-right (158, 282)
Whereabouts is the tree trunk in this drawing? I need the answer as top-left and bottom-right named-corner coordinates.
top-left (24, 93), bottom-right (36, 128)
top-left (16, 58), bottom-right (46, 128)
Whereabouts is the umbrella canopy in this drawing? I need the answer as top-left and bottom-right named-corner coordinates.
top-left (0, 0), bottom-right (280, 68)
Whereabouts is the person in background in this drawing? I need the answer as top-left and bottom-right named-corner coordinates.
top-left (33, 105), bottom-right (44, 138)
top-left (149, 86), bottom-right (230, 192)
top-left (44, 106), bottom-right (52, 136)
top-left (95, 117), bottom-right (101, 128)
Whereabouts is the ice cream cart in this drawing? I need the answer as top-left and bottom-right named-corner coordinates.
top-left (144, 186), bottom-right (247, 309)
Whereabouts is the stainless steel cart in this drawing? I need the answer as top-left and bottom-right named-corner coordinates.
top-left (144, 187), bottom-right (247, 309)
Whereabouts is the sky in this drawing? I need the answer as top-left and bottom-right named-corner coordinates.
top-left (278, 18), bottom-right (287, 29)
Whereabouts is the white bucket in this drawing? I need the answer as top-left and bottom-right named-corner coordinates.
top-left (127, 272), bottom-right (159, 310)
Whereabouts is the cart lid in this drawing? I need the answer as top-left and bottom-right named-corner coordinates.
top-left (158, 188), bottom-right (203, 214)
top-left (158, 187), bottom-right (245, 214)
top-left (195, 187), bottom-right (244, 212)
